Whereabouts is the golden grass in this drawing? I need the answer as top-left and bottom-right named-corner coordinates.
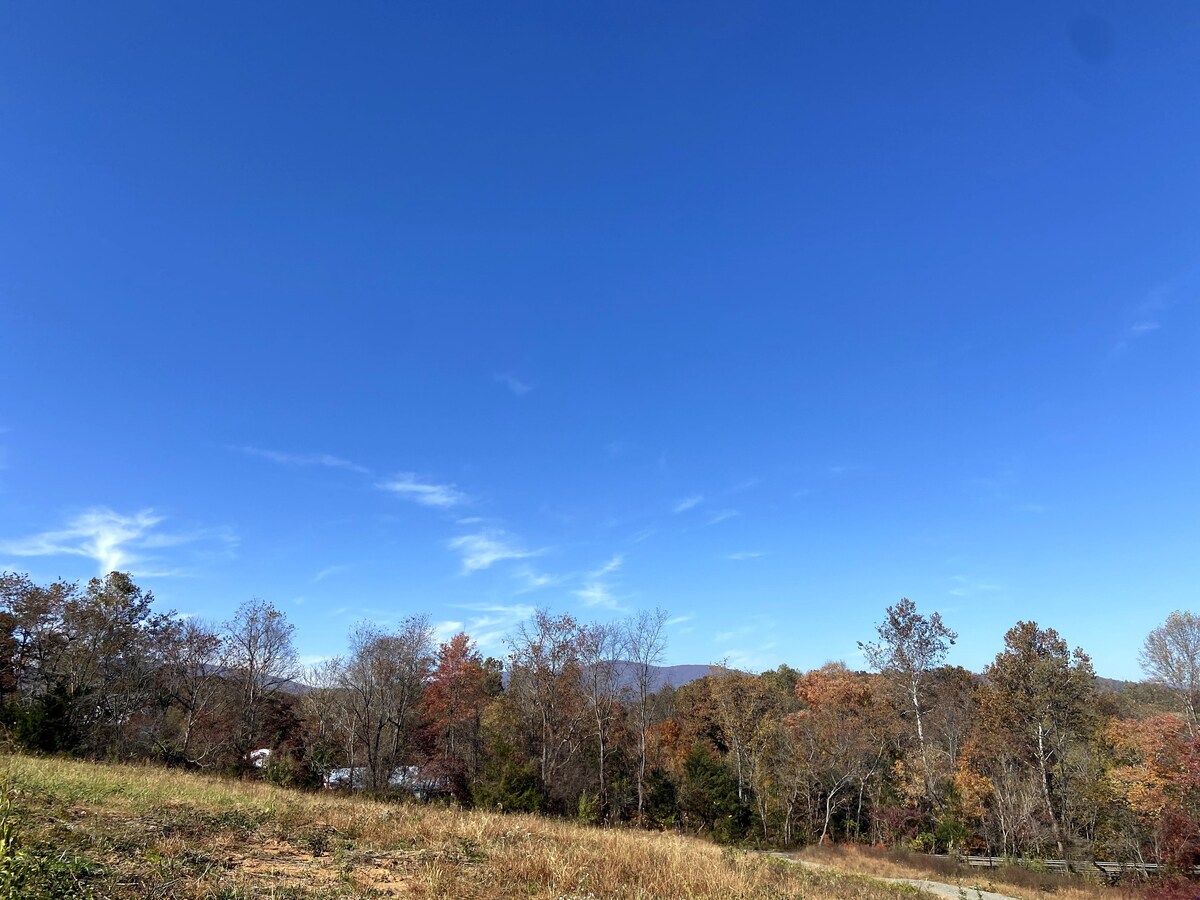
top-left (795, 844), bottom-right (1139, 900)
top-left (3, 752), bottom-right (935, 899)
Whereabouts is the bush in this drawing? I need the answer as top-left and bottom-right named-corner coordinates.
top-left (472, 759), bottom-right (545, 813)
top-left (577, 790), bottom-right (600, 825)
top-left (0, 687), bottom-right (77, 755)
top-left (644, 769), bottom-right (678, 830)
top-left (264, 752), bottom-right (299, 788)
top-left (679, 745), bottom-right (751, 843)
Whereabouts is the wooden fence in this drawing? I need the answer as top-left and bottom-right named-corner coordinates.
top-left (926, 855), bottom-right (1200, 882)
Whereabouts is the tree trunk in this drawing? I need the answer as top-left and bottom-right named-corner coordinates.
top-left (1036, 722), bottom-right (1063, 856)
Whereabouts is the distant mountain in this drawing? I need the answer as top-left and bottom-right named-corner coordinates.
top-left (606, 662), bottom-right (716, 693)
top-left (499, 661), bottom-right (718, 693)
top-left (197, 663), bottom-right (312, 696)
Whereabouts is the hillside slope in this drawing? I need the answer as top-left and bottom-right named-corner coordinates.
top-left (1, 752), bottom-right (929, 899)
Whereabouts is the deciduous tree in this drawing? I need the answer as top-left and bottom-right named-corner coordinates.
top-left (978, 621), bottom-right (1095, 856)
top-left (622, 608), bottom-right (668, 822)
top-left (1141, 611), bottom-right (1200, 737)
top-left (507, 610), bottom-right (588, 806)
top-left (859, 598), bottom-right (957, 808)
top-left (221, 598), bottom-right (298, 759)
top-left (339, 616), bottom-right (433, 791)
top-left (425, 631), bottom-right (490, 794)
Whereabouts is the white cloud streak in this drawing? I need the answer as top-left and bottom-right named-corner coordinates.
top-left (313, 564), bottom-right (350, 583)
top-left (494, 373), bottom-right (532, 396)
top-left (511, 565), bottom-right (567, 593)
top-left (0, 508), bottom-right (230, 577)
top-left (706, 509), bottom-right (739, 526)
top-left (448, 531), bottom-right (542, 572)
top-left (233, 445), bottom-right (369, 474)
top-left (672, 494), bottom-right (703, 514)
top-left (574, 582), bottom-right (620, 609)
top-left (378, 473), bottom-right (466, 508)
top-left (589, 554), bottom-right (623, 578)
top-left (445, 603), bottom-right (537, 649)
top-left (948, 576), bottom-right (1003, 598)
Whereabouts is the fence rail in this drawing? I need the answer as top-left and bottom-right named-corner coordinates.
top-left (930, 855), bottom-right (1200, 881)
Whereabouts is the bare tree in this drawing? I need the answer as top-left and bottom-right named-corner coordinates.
top-left (507, 609), bottom-right (588, 803)
top-left (622, 608), bottom-right (668, 822)
top-left (295, 657), bottom-right (345, 784)
top-left (221, 598), bottom-right (298, 758)
top-left (338, 617), bottom-right (433, 791)
top-left (159, 617), bottom-right (227, 765)
top-left (577, 621), bottom-right (623, 819)
top-left (1141, 610), bottom-right (1200, 737)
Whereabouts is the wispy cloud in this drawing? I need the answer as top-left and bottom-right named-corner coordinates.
top-left (378, 473), bottom-right (466, 508)
top-left (727, 551), bottom-right (764, 561)
top-left (575, 582), bottom-right (620, 609)
top-left (1111, 269), bottom-right (1199, 356)
top-left (706, 509), bottom-right (739, 526)
top-left (0, 507), bottom-right (233, 576)
top-left (432, 620), bottom-right (466, 644)
top-left (1112, 319), bottom-right (1162, 357)
top-left (232, 445), bottom-right (369, 474)
top-left (673, 494), bottom-right (703, 514)
top-left (711, 615), bottom-right (780, 672)
top-left (589, 554), bottom-right (623, 578)
top-left (313, 564), bottom-right (350, 583)
top-left (948, 575), bottom-right (1002, 598)
top-left (443, 603), bottom-right (537, 649)
top-left (448, 531), bottom-right (542, 572)
top-left (494, 373), bottom-right (532, 396)
top-left (511, 565), bottom-right (567, 593)
top-left (667, 613), bottom-right (695, 627)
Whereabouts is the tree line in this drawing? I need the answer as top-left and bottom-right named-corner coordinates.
top-left (2, 571), bottom-right (1199, 871)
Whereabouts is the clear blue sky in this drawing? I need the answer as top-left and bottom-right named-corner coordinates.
top-left (2, 2), bottom-right (1198, 679)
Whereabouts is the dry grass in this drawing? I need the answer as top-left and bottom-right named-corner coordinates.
top-left (795, 844), bottom-right (1140, 900)
top-left (3, 752), bottom-right (934, 899)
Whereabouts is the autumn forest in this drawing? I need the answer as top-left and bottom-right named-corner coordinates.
top-left (2, 571), bottom-right (1199, 874)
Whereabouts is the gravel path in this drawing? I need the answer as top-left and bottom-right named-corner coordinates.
top-left (764, 853), bottom-right (1023, 900)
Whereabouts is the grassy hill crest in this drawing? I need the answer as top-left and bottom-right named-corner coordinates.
top-left (0, 751), bottom-right (934, 899)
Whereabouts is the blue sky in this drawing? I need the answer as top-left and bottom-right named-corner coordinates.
top-left (2, 2), bottom-right (1198, 679)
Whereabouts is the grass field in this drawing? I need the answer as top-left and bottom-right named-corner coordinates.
top-left (0, 752), bottom-right (944, 899)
